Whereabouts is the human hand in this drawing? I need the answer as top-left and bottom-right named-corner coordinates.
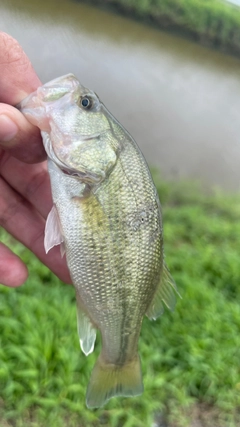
top-left (0, 32), bottom-right (72, 286)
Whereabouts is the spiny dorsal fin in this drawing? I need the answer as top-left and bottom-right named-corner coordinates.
top-left (146, 261), bottom-right (180, 320)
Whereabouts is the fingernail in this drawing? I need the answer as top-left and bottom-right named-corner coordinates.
top-left (0, 114), bottom-right (18, 142)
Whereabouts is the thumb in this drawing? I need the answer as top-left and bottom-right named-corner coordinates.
top-left (0, 104), bottom-right (45, 163)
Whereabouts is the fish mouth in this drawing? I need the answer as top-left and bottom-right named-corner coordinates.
top-left (42, 132), bottom-right (103, 184)
top-left (50, 153), bottom-right (101, 183)
top-left (46, 142), bottom-right (103, 184)
top-left (61, 166), bottom-right (93, 181)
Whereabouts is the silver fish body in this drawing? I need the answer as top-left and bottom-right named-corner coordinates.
top-left (19, 74), bottom-right (178, 408)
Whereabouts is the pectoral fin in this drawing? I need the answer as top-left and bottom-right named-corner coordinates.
top-left (146, 261), bottom-right (180, 320)
top-left (44, 204), bottom-right (64, 254)
top-left (76, 293), bottom-right (96, 356)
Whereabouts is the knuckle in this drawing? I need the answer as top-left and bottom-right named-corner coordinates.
top-left (29, 228), bottom-right (44, 254)
top-left (0, 193), bottom-right (23, 227)
top-left (0, 32), bottom-right (28, 70)
top-left (24, 167), bottom-right (49, 199)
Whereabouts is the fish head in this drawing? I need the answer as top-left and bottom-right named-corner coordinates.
top-left (19, 74), bottom-right (118, 183)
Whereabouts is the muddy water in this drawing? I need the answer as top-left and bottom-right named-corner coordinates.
top-left (1, 0), bottom-right (240, 191)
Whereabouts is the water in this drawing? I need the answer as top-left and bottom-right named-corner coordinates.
top-left (226, 0), bottom-right (240, 6)
top-left (1, 0), bottom-right (240, 191)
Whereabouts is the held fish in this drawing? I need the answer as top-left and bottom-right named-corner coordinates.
top-left (18, 74), bottom-right (179, 408)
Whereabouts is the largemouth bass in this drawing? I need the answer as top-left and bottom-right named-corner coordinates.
top-left (19, 74), bottom-right (178, 408)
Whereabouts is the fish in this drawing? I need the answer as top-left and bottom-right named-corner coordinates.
top-left (18, 74), bottom-right (179, 408)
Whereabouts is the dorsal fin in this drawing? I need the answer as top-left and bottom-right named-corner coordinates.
top-left (146, 261), bottom-right (180, 320)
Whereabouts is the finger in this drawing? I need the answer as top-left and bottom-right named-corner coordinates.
top-left (0, 242), bottom-right (28, 287)
top-left (0, 32), bottom-right (41, 104)
top-left (0, 104), bottom-right (45, 163)
top-left (0, 152), bottom-right (52, 219)
top-left (0, 176), bottom-right (72, 284)
top-left (0, 33), bottom-right (44, 163)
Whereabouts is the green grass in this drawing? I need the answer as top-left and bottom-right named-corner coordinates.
top-left (83, 0), bottom-right (240, 56)
top-left (1, 177), bottom-right (240, 426)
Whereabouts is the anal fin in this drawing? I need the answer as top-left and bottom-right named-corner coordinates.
top-left (76, 292), bottom-right (96, 356)
top-left (146, 261), bottom-right (181, 320)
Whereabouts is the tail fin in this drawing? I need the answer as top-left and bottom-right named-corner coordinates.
top-left (86, 353), bottom-right (143, 408)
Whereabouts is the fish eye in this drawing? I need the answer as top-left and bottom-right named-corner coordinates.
top-left (80, 96), bottom-right (92, 109)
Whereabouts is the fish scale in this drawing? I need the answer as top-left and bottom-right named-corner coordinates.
top-left (18, 74), bottom-right (179, 408)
